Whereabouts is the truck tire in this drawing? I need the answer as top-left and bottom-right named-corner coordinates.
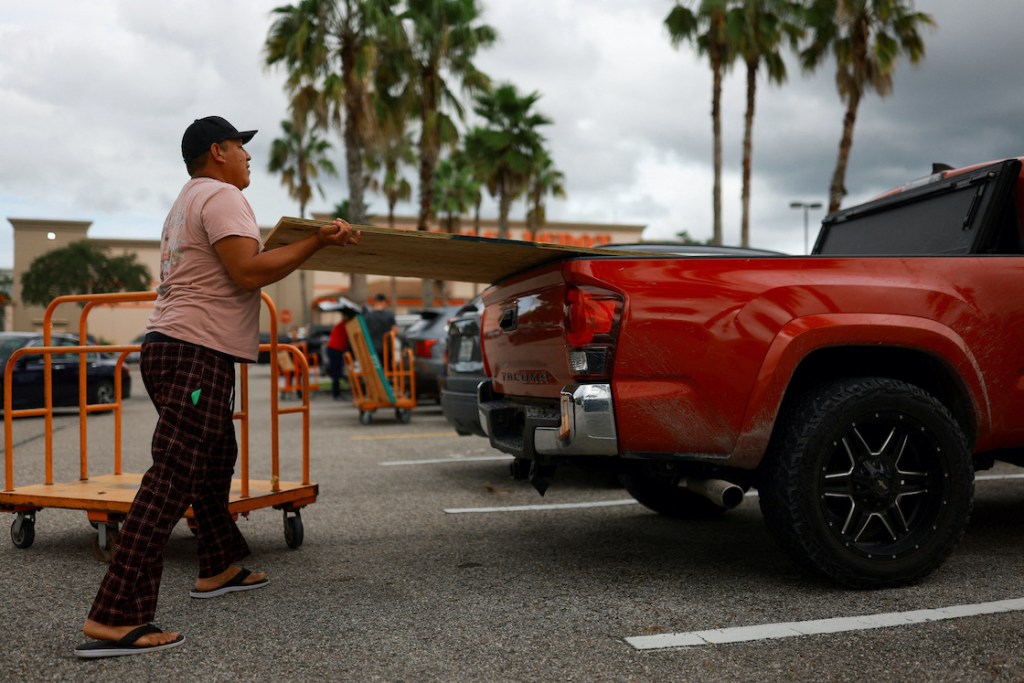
top-left (619, 472), bottom-right (729, 519)
top-left (758, 377), bottom-right (973, 588)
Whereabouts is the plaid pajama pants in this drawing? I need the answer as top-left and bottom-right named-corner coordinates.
top-left (88, 340), bottom-right (250, 626)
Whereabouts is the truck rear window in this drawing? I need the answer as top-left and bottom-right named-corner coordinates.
top-left (814, 159), bottom-right (1022, 256)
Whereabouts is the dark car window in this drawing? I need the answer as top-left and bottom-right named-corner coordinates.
top-left (0, 337), bottom-right (27, 362)
top-left (403, 308), bottom-right (459, 339)
top-left (53, 337), bottom-right (81, 363)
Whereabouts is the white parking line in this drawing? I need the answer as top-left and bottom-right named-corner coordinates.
top-left (626, 597), bottom-right (1024, 651)
top-left (381, 455), bottom-right (513, 466)
top-left (976, 473), bottom-right (1024, 481)
top-left (445, 499), bottom-right (638, 514)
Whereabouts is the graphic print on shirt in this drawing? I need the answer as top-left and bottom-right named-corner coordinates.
top-left (157, 206), bottom-right (187, 295)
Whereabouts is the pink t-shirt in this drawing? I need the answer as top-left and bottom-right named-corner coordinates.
top-left (147, 177), bottom-right (262, 361)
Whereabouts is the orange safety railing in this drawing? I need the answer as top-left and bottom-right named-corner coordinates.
top-left (382, 329), bottom-right (416, 400)
top-left (3, 291), bottom-right (309, 497)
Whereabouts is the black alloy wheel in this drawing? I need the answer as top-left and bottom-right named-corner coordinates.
top-left (759, 377), bottom-right (974, 588)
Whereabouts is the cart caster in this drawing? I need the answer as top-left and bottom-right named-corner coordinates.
top-left (11, 513), bottom-right (36, 549)
top-left (92, 523), bottom-right (120, 563)
top-left (396, 408), bottom-right (412, 424)
top-left (283, 511), bottom-right (304, 549)
top-left (359, 410), bottom-right (374, 425)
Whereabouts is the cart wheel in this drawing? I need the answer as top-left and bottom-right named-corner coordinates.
top-left (283, 511), bottom-right (304, 549)
top-left (11, 514), bottom-right (35, 549)
top-left (92, 524), bottom-right (119, 563)
top-left (359, 410), bottom-right (374, 425)
top-left (396, 408), bottom-right (412, 424)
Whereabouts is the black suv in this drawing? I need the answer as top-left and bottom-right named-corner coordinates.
top-left (439, 296), bottom-right (486, 436)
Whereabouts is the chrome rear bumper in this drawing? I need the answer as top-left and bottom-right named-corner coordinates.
top-left (478, 381), bottom-right (618, 458)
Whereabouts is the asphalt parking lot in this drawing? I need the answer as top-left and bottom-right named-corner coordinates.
top-left (1, 364), bottom-right (1023, 682)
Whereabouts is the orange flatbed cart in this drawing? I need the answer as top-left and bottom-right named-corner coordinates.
top-left (1, 291), bottom-right (317, 560)
top-left (343, 320), bottom-right (416, 425)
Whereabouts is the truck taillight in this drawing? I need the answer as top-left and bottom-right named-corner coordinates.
top-left (566, 286), bottom-right (619, 345)
top-left (565, 285), bottom-right (622, 380)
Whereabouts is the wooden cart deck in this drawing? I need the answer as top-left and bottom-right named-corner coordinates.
top-left (0, 474), bottom-right (318, 516)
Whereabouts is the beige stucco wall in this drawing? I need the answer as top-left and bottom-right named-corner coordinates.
top-left (8, 214), bottom-right (645, 345)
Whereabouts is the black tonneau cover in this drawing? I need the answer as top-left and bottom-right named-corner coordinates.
top-left (814, 159), bottom-right (1022, 256)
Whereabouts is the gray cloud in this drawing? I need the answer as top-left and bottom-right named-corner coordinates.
top-left (2, 0), bottom-right (1023, 267)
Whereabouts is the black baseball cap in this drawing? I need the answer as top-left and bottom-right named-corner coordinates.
top-left (181, 116), bottom-right (257, 163)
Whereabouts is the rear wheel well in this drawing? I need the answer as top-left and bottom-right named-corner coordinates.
top-left (780, 346), bottom-right (977, 444)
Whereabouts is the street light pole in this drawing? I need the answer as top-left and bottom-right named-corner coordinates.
top-left (790, 201), bottom-right (823, 255)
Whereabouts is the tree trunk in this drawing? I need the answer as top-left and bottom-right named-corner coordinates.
top-left (417, 72), bottom-right (439, 234)
top-left (342, 52), bottom-right (368, 307)
top-left (417, 79), bottom-right (439, 308)
top-left (740, 59), bottom-right (757, 249)
top-left (711, 54), bottom-right (724, 246)
top-left (299, 198), bottom-right (310, 326)
top-left (830, 88), bottom-right (861, 213)
top-left (417, 146), bottom-right (436, 233)
top-left (388, 201), bottom-right (397, 311)
top-left (498, 176), bottom-right (512, 240)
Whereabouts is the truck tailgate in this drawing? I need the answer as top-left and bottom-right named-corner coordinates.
top-left (482, 264), bottom-right (570, 399)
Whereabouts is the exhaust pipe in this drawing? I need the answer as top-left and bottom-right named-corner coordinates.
top-left (680, 477), bottom-right (745, 509)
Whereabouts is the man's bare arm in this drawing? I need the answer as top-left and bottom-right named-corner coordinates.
top-left (214, 218), bottom-right (360, 290)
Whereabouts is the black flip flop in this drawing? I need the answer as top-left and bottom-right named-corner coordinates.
top-left (189, 567), bottom-right (269, 599)
top-left (74, 623), bottom-right (185, 659)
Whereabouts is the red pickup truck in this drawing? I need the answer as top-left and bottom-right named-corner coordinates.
top-left (477, 157), bottom-right (1024, 587)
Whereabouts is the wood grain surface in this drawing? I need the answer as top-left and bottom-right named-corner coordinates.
top-left (264, 217), bottom-right (625, 283)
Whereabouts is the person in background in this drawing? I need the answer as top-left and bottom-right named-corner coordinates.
top-left (75, 115), bottom-right (360, 659)
top-left (362, 293), bottom-right (397, 362)
top-left (326, 309), bottom-right (355, 399)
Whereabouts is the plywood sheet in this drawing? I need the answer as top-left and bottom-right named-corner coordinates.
top-left (263, 217), bottom-right (623, 283)
top-left (345, 316), bottom-right (395, 404)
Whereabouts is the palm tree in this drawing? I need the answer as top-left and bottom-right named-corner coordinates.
top-left (269, 114), bottom-right (338, 220)
top-left (366, 130), bottom-right (416, 228)
top-left (434, 156), bottom-right (477, 233)
top-left (525, 152), bottom-right (566, 240)
top-left (801, 0), bottom-right (934, 212)
top-left (400, 0), bottom-right (496, 236)
top-left (268, 112), bottom-right (338, 326)
top-left (428, 154), bottom-right (479, 304)
top-left (367, 39), bottom-right (417, 230)
top-left (265, 0), bottom-right (401, 305)
top-left (728, 0), bottom-right (802, 247)
top-left (463, 84), bottom-right (552, 239)
top-left (458, 138), bottom-right (489, 237)
top-left (665, 0), bottom-right (736, 245)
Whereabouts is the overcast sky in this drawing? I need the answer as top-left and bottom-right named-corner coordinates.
top-left (3, 0), bottom-right (1024, 270)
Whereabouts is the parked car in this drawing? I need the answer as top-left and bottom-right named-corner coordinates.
top-left (125, 333), bottom-right (147, 363)
top-left (0, 332), bottom-right (132, 409)
top-left (399, 305), bottom-right (461, 402)
top-left (440, 296), bottom-right (486, 436)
